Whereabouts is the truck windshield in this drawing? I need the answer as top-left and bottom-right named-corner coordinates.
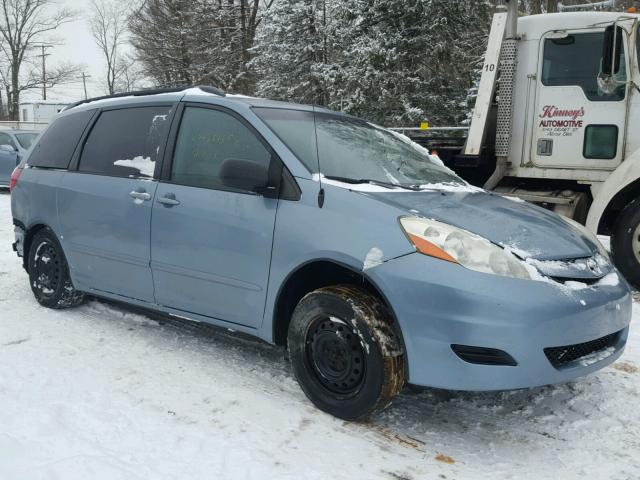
top-left (253, 107), bottom-right (464, 188)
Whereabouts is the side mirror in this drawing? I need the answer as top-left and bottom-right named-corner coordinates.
top-left (599, 25), bottom-right (624, 95)
top-left (219, 158), bottom-right (280, 198)
top-left (602, 25), bottom-right (623, 76)
top-left (0, 144), bottom-right (16, 153)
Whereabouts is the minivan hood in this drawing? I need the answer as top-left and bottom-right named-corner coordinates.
top-left (367, 189), bottom-right (596, 261)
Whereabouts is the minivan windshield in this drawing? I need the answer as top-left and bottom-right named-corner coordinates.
top-left (254, 108), bottom-right (464, 188)
top-left (15, 133), bottom-right (38, 150)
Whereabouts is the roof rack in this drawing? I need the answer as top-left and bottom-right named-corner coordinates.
top-left (65, 85), bottom-right (226, 111)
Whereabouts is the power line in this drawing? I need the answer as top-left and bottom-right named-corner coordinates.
top-left (32, 44), bottom-right (55, 101)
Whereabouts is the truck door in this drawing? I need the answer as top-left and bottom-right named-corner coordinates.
top-left (532, 28), bottom-right (628, 170)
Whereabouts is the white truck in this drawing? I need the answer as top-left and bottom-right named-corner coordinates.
top-left (408, 1), bottom-right (640, 289)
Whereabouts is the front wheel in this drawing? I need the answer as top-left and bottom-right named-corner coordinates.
top-left (287, 285), bottom-right (405, 420)
top-left (611, 200), bottom-right (640, 290)
top-left (28, 227), bottom-right (85, 309)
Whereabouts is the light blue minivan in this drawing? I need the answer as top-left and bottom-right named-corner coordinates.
top-left (10, 87), bottom-right (633, 420)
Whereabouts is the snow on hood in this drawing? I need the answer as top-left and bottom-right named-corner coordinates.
top-left (367, 189), bottom-right (598, 261)
top-left (313, 174), bottom-right (481, 194)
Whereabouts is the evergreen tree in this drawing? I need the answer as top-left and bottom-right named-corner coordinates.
top-left (252, 0), bottom-right (492, 126)
top-left (336, 0), bottom-right (492, 126)
top-left (251, 0), bottom-right (342, 105)
top-left (129, 0), bottom-right (272, 94)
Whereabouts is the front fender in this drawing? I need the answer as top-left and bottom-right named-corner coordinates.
top-left (587, 148), bottom-right (640, 232)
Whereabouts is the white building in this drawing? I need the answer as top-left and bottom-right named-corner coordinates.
top-left (19, 101), bottom-right (70, 124)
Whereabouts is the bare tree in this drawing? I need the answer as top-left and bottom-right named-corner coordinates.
top-left (114, 53), bottom-right (148, 92)
top-left (129, 0), bottom-right (274, 94)
top-left (0, 57), bottom-right (81, 115)
top-left (89, 0), bottom-right (127, 95)
top-left (0, 0), bottom-right (76, 119)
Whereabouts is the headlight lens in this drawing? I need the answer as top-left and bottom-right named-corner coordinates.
top-left (399, 217), bottom-right (531, 280)
top-left (559, 215), bottom-right (610, 259)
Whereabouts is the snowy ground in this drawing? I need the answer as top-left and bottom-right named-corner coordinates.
top-left (0, 190), bottom-right (638, 480)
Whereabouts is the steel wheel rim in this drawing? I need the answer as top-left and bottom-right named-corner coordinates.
top-left (33, 241), bottom-right (61, 296)
top-left (305, 316), bottom-right (366, 396)
top-left (634, 223), bottom-right (640, 265)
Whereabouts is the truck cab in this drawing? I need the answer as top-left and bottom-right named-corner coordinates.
top-left (414, 7), bottom-right (640, 289)
top-left (504, 11), bottom-right (640, 288)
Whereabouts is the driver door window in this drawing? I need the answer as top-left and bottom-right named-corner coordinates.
top-left (542, 32), bottom-right (626, 102)
top-left (171, 107), bottom-right (272, 193)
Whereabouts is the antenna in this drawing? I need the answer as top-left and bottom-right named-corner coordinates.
top-left (312, 102), bottom-right (325, 208)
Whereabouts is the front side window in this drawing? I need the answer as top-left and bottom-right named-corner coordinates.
top-left (79, 106), bottom-right (172, 178)
top-left (542, 31), bottom-right (627, 101)
top-left (171, 107), bottom-right (272, 192)
top-left (254, 108), bottom-right (463, 188)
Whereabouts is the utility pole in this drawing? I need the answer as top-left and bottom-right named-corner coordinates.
top-left (79, 72), bottom-right (91, 99)
top-left (34, 44), bottom-right (53, 101)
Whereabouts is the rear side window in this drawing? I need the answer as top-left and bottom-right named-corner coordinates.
top-left (79, 106), bottom-right (172, 178)
top-left (28, 110), bottom-right (93, 169)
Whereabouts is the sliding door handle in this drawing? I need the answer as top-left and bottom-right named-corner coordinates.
top-left (158, 194), bottom-right (180, 207)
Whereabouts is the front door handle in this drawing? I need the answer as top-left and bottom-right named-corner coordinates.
top-left (129, 190), bottom-right (151, 202)
top-left (158, 193), bottom-right (180, 207)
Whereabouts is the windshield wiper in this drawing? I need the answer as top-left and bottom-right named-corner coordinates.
top-left (323, 176), bottom-right (420, 191)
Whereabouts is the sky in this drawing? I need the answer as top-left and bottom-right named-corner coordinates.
top-left (21, 0), bottom-right (127, 103)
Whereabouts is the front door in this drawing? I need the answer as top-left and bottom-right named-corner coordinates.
top-left (58, 104), bottom-right (174, 302)
top-left (151, 105), bottom-right (279, 328)
top-left (533, 28), bottom-right (628, 170)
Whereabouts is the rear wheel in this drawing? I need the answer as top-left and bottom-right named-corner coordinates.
top-left (28, 228), bottom-right (85, 309)
top-left (612, 200), bottom-right (640, 289)
top-left (287, 285), bottom-right (405, 420)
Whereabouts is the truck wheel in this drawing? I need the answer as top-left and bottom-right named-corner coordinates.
top-left (28, 228), bottom-right (85, 309)
top-left (611, 200), bottom-right (640, 289)
top-left (287, 285), bottom-right (405, 420)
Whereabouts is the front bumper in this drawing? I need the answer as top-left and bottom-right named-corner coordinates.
top-left (367, 253), bottom-right (632, 391)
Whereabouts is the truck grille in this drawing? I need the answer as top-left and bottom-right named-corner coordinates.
top-left (544, 331), bottom-right (621, 369)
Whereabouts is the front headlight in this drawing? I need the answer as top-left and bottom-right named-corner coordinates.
top-left (558, 215), bottom-right (610, 259)
top-left (399, 217), bottom-right (531, 280)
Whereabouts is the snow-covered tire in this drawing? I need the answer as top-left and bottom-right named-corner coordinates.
top-left (612, 200), bottom-right (640, 290)
top-left (28, 227), bottom-right (85, 309)
top-left (287, 285), bottom-right (405, 421)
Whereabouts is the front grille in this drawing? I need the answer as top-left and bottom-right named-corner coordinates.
top-left (544, 331), bottom-right (621, 369)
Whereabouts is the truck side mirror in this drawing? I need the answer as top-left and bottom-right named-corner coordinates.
top-left (602, 25), bottom-right (622, 76)
top-left (599, 25), bottom-right (624, 94)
